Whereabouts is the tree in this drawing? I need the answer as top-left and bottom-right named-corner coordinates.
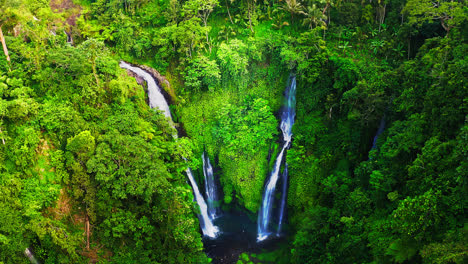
top-left (301, 4), bottom-right (326, 29)
top-left (281, 0), bottom-right (304, 24)
top-left (217, 39), bottom-right (249, 77)
top-left (0, 172), bottom-right (27, 262)
top-left (66, 131), bottom-right (96, 250)
top-left (78, 39), bottom-right (107, 88)
top-left (184, 55), bottom-right (221, 91)
top-left (156, 17), bottom-right (207, 58)
top-left (404, 0), bottom-right (466, 34)
top-left (184, 0), bottom-right (219, 27)
top-left (184, 0), bottom-right (219, 51)
top-left (0, 0), bottom-right (24, 64)
top-left (86, 130), bottom-right (172, 202)
top-left (213, 96), bottom-right (277, 155)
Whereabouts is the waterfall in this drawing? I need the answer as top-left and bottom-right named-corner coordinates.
top-left (276, 164), bottom-right (288, 236)
top-left (24, 248), bottom-right (39, 264)
top-left (371, 117), bottom-right (385, 149)
top-left (119, 61), bottom-right (172, 119)
top-left (257, 145), bottom-right (288, 241)
top-left (186, 168), bottom-right (219, 238)
top-left (257, 75), bottom-right (296, 241)
top-left (202, 152), bottom-right (220, 219)
top-left (120, 62), bottom-right (218, 238)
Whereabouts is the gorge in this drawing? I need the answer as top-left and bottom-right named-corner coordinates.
top-left (121, 62), bottom-right (297, 261)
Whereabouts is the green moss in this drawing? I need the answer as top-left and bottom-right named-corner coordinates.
top-left (218, 146), bottom-right (270, 212)
top-left (178, 89), bottom-right (280, 212)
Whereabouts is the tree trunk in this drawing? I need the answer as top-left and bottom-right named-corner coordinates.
top-left (0, 127), bottom-right (5, 145)
top-left (225, 0), bottom-right (234, 24)
top-left (86, 214), bottom-right (90, 250)
top-left (439, 18), bottom-right (451, 34)
top-left (203, 20), bottom-right (211, 53)
top-left (322, 2), bottom-right (330, 15)
top-left (248, 0), bottom-right (255, 33)
top-left (92, 63), bottom-right (100, 88)
top-left (0, 26), bottom-right (11, 63)
top-left (378, 4), bottom-right (387, 32)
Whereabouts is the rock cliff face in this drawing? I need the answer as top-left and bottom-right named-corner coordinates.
top-left (125, 70), bottom-right (146, 87)
top-left (139, 65), bottom-right (171, 92)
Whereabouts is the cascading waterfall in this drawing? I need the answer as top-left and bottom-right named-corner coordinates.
top-left (120, 62), bottom-right (218, 238)
top-left (276, 164), bottom-right (288, 236)
top-left (257, 75), bottom-right (296, 241)
top-left (119, 61), bottom-right (172, 119)
top-left (186, 168), bottom-right (219, 238)
top-left (202, 152), bottom-right (220, 219)
top-left (257, 145), bottom-right (288, 241)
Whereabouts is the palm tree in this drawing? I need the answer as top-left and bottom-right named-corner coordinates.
top-left (301, 4), bottom-right (326, 29)
top-left (281, 0), bottom-right (304, 25)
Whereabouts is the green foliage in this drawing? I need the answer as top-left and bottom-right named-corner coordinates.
top-left (420, 226), bottom-right (468, 264)
top-left (87, 130), bottom-right (171, 201)
top-left (213, 97), bottom-right (277, 155)
top-left (184, 55), bottom-right (221, 91)
top-left (0, 172), bottom-right (27, 262)
top-left (210, 96), bottom-right (277, 211)
top-left (404, 0), bottom-right (467, 33)
top-left (286, 6), bottom-right (467, 263)
top-left (392, 190), bottom-right (441, 240)
top-left (217, 39), bottom-right (250, 77)
top-left (0, 3), bottom-right (209, 261)
top-left (66, 131), bottom-right (95, 161)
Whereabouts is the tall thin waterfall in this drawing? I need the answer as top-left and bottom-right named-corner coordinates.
top-left (186, 168), bottom-right (219, 238)
top-left (276, 164), bottom-right (288, 236)
top-left (202, 152), bottom-right (220, 219)
top-left (120, 62), bottom-right (218, 238)
top-left (257, 75), bottom-right (296, 241)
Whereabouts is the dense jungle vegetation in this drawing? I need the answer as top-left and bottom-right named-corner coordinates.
top-left (0, 0), bottom-right (467, 263)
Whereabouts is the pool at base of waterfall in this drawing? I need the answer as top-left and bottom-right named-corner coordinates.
top-left (203, 210), bottom-right (287, 264)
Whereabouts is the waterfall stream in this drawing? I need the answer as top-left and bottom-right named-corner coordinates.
top-left (186, 168), bottom-right (219, 238)
top-left (119, 61), bottom-right (172, 119)
top-left (276, 164), bottom-right (288, 236)
top-left (120, 62), bottom-right (218, 238)
top-left (24, 248), bottom-right (39, 264)
top-left (257, 75), bottom-right (296, 241)
top-left (203, 152), bottom-right (220, 219)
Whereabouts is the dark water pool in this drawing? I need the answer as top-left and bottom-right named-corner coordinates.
top-left (203, 211), bottom-right (286, 264)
